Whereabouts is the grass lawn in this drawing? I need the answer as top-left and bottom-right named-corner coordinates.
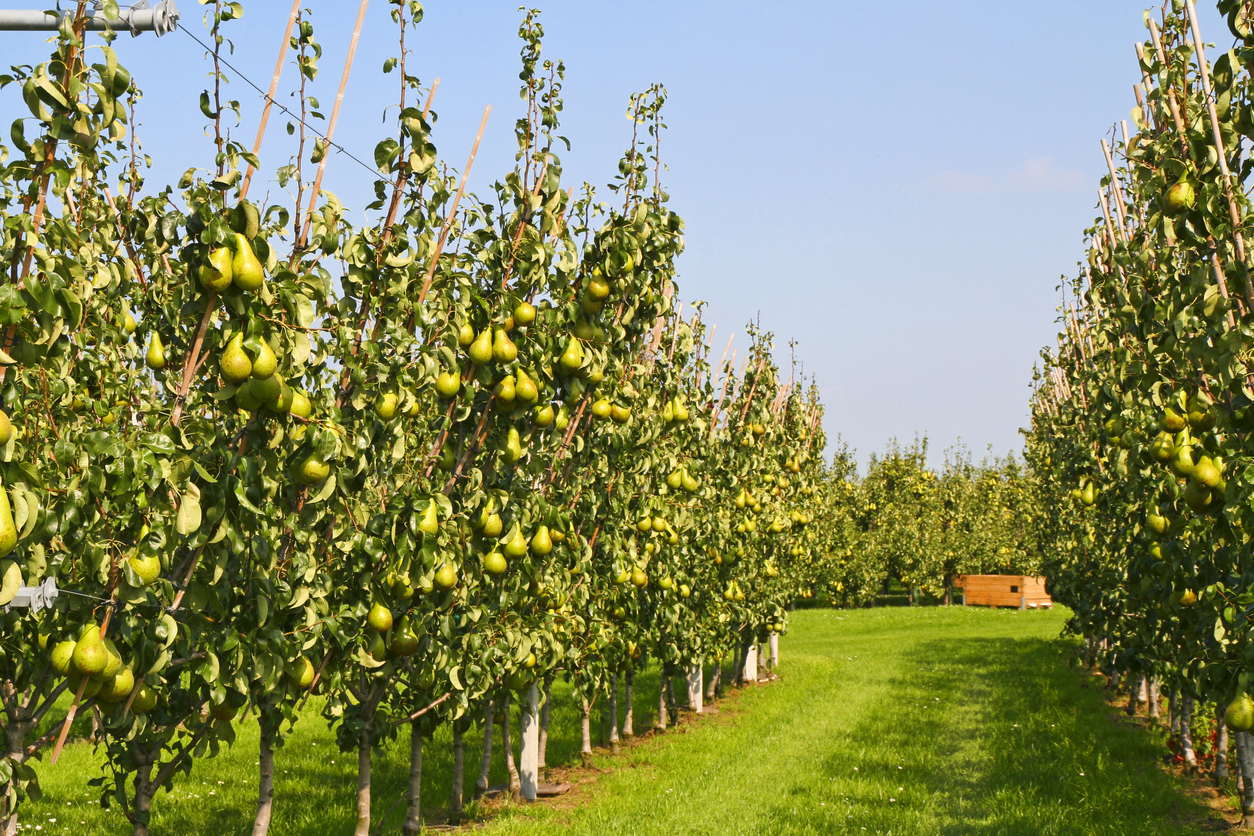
top-left (17, 605), bottom-right (1221, 835)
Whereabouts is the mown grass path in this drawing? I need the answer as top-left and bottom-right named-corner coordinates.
top-left (486, 606), bottom-right (1217, 836)
top-left (22, 606), bottom-right (1219, 834)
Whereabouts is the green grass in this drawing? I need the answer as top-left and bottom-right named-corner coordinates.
top-left (17, 606), bottom-right (1222, 835)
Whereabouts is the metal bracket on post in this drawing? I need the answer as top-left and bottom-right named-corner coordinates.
top-left (0, 1), bottom-right (180, 36)
top-left (4, 577), bottom-right (59, 614)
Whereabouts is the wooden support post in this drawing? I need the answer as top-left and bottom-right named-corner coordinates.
top-left (769, 633), bottom-right (779, 669)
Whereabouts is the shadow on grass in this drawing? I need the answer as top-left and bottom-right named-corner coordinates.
top-left (763, 635), bottom-right (1217, 836)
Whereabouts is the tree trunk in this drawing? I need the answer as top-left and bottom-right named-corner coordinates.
top-left (598, 689), bottom-right (607, 747)
top-left (502, 692), bottom-right (521, 803)
top-left (400, 722), bottom-right (423, 835)
top-left (655, 670), bottom-right (668, 732)
top-left (353, 721), bottom-right (373, 836)
top-left (664, 676), bottom-right (678, 725)
top-left (519, 683), bottom-right (539, 802)
top-left (1180, 693), bottom-right (1197, 767)
top-left (769, 633), bottom-right (779, 670)
top-left (1125, 676), bottom-right (1141, 715)
top-left (623, 671), bottom-right (634, 738)
top-left (580, 697), bottom-right (593, 767)
top-left (1148, 677), bottom-right (1160, 720)
top-left (1216, 705), bottom-right (1229, 782)
top-left (1169, 689), bottom-right (1180, 735)
top-left (252, 709), bottom-right (277, 836)
top-left (450, 723), bottom-right (465, 822)
top-left (1237, 730), bottom-right (1254, 827)
top-left (705, 660), bottom-right (721, 701)
top-left (609, 673), bottom-right (620, 754)
top-left (538, 674), bottom-right (553, 770)
top-left (474, 698), bottom-right (495, 799)
top-left (131, 763), bottom-right (156, 836)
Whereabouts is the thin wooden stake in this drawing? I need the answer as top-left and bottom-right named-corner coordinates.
top-left (1100, 139), bottom-right (1129, 238)
top-left (417, 105), bottom-right (491, 305)
top-left (298, 0), bottom-right (371, 248)
top-left (240, 0), bottom-right (302, 199)
top-left (1185, 0), bottom-right (1254, 311)
top-left (51, 602), bottom-right (115, 764)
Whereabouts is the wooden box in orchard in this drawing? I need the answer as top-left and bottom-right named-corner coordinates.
top-left (953, 575), bottom-right (1052, 610)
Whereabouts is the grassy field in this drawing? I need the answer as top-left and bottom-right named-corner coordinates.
top-left (17, 606), bottom-right (1223, 835)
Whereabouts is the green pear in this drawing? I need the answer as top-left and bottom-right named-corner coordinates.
top-left (515, 368), bottom-right (539, 404)
top-left (503, 427), bottom-right (524, 464)
top-left (390, 623), bottom-right (419, 657)
top-left (559, 337), bottom-right (584, 372)
top-left (123, 311), bottom-right (137, 335)
top-left (98, 667), bottom-right (135, 704)
top-left (534, 404), bottom-right (555, 427)
top-left (374, 392), bottom-right (398, 420)
top-left (236, 381), bottom-right (264, 413)
top-left (673, 397), bottom-right (690, 422)
top-left (51, 640), bottom-right (75, 675)
top-left (295, 453), bottom-right (331, 485)
top-left (286, 657), bottom-right (315, 689)
top-left (555, 405), bottom-right (570, 431)
top-left (0, 483), bottom-right (16, 558)
top-left (573, 318), bottom-right (595, 341)
top-left (482, 551), bottom-right (508, 576)
top-left (435, 563), bottom-right (459, 589)
top-left (631, 568), bottom-right (648, 588)
top-left (289, 389), bottom-right (312, 419)
top-left (681, 468), bottom-right (699, 492)
top-left (129, 552), bottom-right (161, 586)
top-left (513, 301), bottom-right (537, 326)
top-left (231, 233), bottom-right (265, 291)
top-left (492, 329), bottom-right (518, 363)
top-left (458, 323), bottom-right (476, 348)
top-left (1193, 456), bottom-right (1223, 489)
top-left (610, 404), bottom-right (631, 424)
top-left (530, 525), bottom-right (553, 556)
top-left (436, 370), bottom-right (461, 398)
top-left (495, 375), bottom-right (517, 404)
top-left (1171, 444), bottom-right (1196, 478)
top-left (504, 524), bottom-right (529, 558)
top-left (591, 398), bottom-right (612, 419)
top-left (0, 410), bottom-right (12, 445)
top-left (587, 277), bottom-right (610, 300)
top-left (482, 511), bottom-right (503, 538)
top-left (250, 373), bottom-right (283, 404)
top-left (251, 339), bottom-right (278, 379)
top-left (72, 627), bottom-right (108, 677)
top-left (220, 333), bottom-right (252, 383)
top-left (418, 499), bottom-right (439, 534)
top-left (366, 602), bottom-right (393, 633)
top-left (132, 684), bottom-right (159, 713)
top-left (146, 333), bottom-right (166, 370)
top-left (1163, 179), bottom-right (1196, 216)
top-left (97, 638), bottom-right (123, 680)
top-left (1227, 693), bottom-right (1254, 732)
top-left (272, 381), bottom-right (296, 414)
top-left (199, 246), bottom-right (234, 291)
top-left (468, 328), bottom-right (493, 365)
top-left (666, 469), bottom-right (683, 490)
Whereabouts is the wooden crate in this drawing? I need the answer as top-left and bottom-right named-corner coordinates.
top-left (952, 574), bottom-right (1052, 610)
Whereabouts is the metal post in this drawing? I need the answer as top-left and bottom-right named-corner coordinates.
top-left (0, 2), bottom-right (180, 36)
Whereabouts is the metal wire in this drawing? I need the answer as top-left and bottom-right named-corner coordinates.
top-left (179, 25), bottom-right (383, 180)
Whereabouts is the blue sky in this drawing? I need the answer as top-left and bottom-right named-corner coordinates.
top-left (0, 1), bottom-right (1227, 469)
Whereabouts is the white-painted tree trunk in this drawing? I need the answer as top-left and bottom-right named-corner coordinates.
top-left (1216, 705), bottom-right (1230, 781)
top-left (450, 723), bottom-right (465, 821)
top-left (1169, 689), bottom-right (1180, 735)
top-left (1181, 693), bottom-right (1198, 766)
top-left (474, 698), bottom-right (495, 799)
top-left (1148, 677), bottom-right (1160, 720)
top-left (656, 674), bottom-right (668, 731)
top-left (687, 663), bottom-right (703, 714)
top-left (1237, 731), bottom-right (1254, 827)
top-left (744, 644), bottom-right (758, 683)
top-left (623, 672), bottom-right (634, 737)
top-left (769, 633), bottom-right (779, 669)
top-left (519, 683), bottom-right (539, 802)
top-left (609, 674), bottom-right (620, 753)
top-left (580, 697), bottom-right (593, 766)
top-left (401, 724), bottom-right (422, 835)
top-left (538, 675), bottom-right (553, 770)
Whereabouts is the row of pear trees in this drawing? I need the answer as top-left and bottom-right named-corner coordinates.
top-left (1026, 0), bottom-right (1254, 825)
top-left (0, 4), bottom-right (843, 835)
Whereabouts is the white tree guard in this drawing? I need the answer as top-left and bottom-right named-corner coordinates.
top-left (520, 683), bottom-right (540, 802)
top-left (768, 633), bottom-right (779, 669)
top-left (744, 644), bottom-right (758, 683)
top-left (687, 663), bottom-right (703, 714)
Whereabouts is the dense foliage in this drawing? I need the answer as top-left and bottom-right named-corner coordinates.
top-left (1026, 0), bottom-right (1254, 824)
top-left (0, 4), bottom-right (1044, 835)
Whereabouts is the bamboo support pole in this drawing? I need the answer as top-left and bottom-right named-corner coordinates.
top-left (1100, 139), bottom-right (1129, 238)
top-left (417, 105), bottom-right (491, 305)
top-left (240, 0), bottom-right (302, 198)
top-left (298, 0), bottom-right (371, 248)
top-left (1185, 0), bottom-right (1254, 311)
top-left (1147, 21), bottom-right (1188, 138)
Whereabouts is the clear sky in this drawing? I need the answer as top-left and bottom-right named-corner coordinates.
top-left (0, 1), bottom-right (1227, 469)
